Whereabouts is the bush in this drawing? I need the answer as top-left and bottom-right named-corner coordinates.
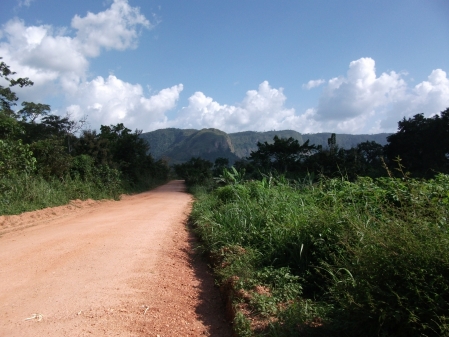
top-left (190, 174), bottom-right (449, 336)
top-left (0, 139), bottom-right (36, 177)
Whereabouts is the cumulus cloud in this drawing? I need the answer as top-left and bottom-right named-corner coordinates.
top-left (1, 0), bottom-right (151, 81)
top-left (314, 58), bottom-right (406, 121)
top-left (67, 76), bottom-right (183, 130)
top-left (165, 61), bottom-right (449, 134)
top-left (0, 0), bottom-right (182, 127)
top-left (303, 79), bottom-right (325, 89)
top-left (1, 2), bottom-right (448, 137)
top-left (169, 81), bottom-right (297, 133)
top-left (65, 69), bottom-right (448, 134)
top-left (378, 68), bottom-right (449, 131)
top-left (302, 58), bottom-right (449, 133)
top-left (72, 0), bottom-right (151, 57)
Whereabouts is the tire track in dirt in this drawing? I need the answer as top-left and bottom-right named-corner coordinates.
top-left (0, 180), bottom-right (232, 336)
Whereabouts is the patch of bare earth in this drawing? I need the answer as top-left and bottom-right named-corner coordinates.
top-left (0, 180), bottom-right (232, 336)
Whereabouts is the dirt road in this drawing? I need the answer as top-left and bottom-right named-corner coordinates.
top-left (0, 180), bottom-right (231, 336)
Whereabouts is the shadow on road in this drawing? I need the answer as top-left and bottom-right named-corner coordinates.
top-left (183, 224), bottom-right (234, 337)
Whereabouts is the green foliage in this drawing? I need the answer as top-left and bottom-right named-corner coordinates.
top-left (70, 154), bottom-right (96, 181)
top-left (70, 154), bottom-right (122, 193)
top-left (30, 138), bottom-right (72, 179)
top-left (17, 101), bottom-right (51, 123)
top-left (244, 134), bottom-right (386, 180)
top-left (190, 174), bottom-right (449, 336)
top-left (385, 109), bottom-right (449, 177)
top-left (75, 129), bottom-right (111, 166)
top-left (249, 136), bottom-right (318, 174)
top-left (229, 130), bottom-right (305, 158)
top-left (215, 166), bottom-right (245, 186)
top-left (98, 123), bottom-right (163, 188)
top-left (0, 139), bottom-right (36, 177)
top-left (174, 157), bottom-right (213, 186)
top-left (213, 157), bottom-right (229, 176)
top-left (0, 59), bottom-right (168, 215)
top-left (0, 113), bottom-right (24, 140)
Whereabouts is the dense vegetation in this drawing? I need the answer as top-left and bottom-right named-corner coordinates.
top-left (0, 59), bottom-right (169, 215)
top-left (190, 173), bottom-right (449, 336)
top-left (182, 107), bottom-right (449, 336)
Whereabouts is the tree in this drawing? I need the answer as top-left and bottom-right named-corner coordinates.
top-left (30, 139), bottom-right (71, 179)
top-left (0, 58), bottom-right (33, 116)
top-left (248, 136), bottom-right (318, 174)
top-left (41, 113), bottom-right (87, 153)
top-left (17, 102), bottom-right (50, 123)
top-left (173, 157), bottom-right (213, 186)
top-left (213, 157), bottom-right (229, 176)
top-left (0, 113), bottom-right (23, 140)
top-left (0, 59), bottom-right (36, 177)
top-left (384, 109), bottom-right (449, 176)
top-left (75, 129), bottom-right (111, 166)
top-left (0, 139), bottom-right (36, 177)
top-left (98, 123), bottom-right (165, 185)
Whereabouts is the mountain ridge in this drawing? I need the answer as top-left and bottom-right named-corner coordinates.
top-left (140, 128), bottom-right (391, 164)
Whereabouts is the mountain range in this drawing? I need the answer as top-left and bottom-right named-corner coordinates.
top-left (139, 128), bottom-right (391, 164)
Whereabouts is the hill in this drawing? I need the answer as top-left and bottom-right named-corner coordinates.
top-left (140, 128), bottom-right (391, 164)
top-left (140, 128), bottom-right (240, 164)
top-left (139, 128), bottom-right (198, 159)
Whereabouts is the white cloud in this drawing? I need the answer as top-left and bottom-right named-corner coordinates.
top-left (2, 0), bottom-right (152, 80)
top-left (314, 58), bottom-right (406, 121)
top-left (67, 75), bottom-right (183, 130)
top-left (378, 68), bottom-right (449, 131)
top-left (1, 19), bottom-right (89, 76)
top-left (0, 0), bottom-right (170, 122)
top-left (303, 79), bottom-right (325, 89)
top-left (409, 69), bottom-right (449, 114)
top-left (162, 61), bottom-right (449, 134)
top-left (2, 1), bottom-right (448, 139)
top-left (72, 0), bottom-right (151, 57)
top-left (304, 58), bottom-right (449, 133)
top-left (169, 81), bottom-right (297, 133)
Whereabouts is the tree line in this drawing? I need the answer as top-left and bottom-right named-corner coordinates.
top-left (176, 108), bottom-right (449, 185)
top-left (0, 58), bottom-right (169, 201)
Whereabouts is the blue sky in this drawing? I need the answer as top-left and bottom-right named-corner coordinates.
top-left (1, 0), bottom-right (448, 134)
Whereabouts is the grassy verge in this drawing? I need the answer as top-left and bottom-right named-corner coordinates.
top-left (189, 174), bottom-right (449, 336)
top-left (0, 172), bottom-right (167, 215)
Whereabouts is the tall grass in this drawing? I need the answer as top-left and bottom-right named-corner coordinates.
top-left (1, 161), bottom-right (169, 215)
top-left (190, 174), bottom-right (449, 336)
top-left (0, 173), bottom-right (122, 215)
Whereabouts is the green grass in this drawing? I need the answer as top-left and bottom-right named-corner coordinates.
top-left (0, 173), bottom-right (122, 215)
top-left (190, 174), bottom-right (449, 336)
top-left (1, 165), bottom-right (168, 216)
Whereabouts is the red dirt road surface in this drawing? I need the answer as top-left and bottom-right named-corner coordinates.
top-left (0, 180), bottom-right (232, 336)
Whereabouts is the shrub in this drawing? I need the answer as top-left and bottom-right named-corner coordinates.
top-left (190, 174), bottom-right (449, 336)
